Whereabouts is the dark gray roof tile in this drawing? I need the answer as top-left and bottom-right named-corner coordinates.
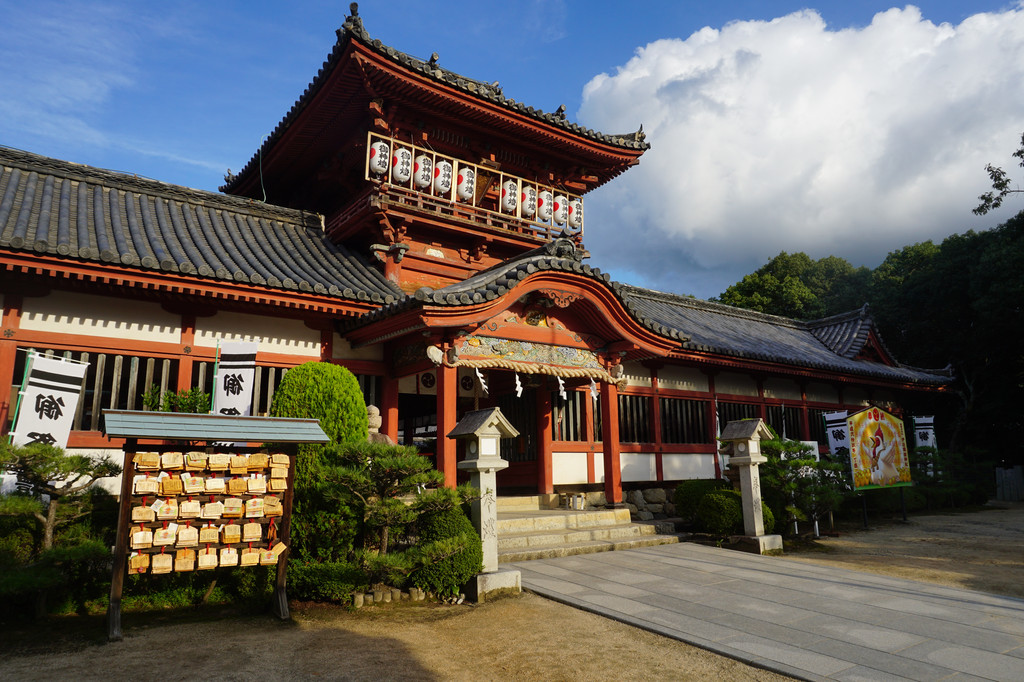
top-left (0, 147), bottom-right (402, 305)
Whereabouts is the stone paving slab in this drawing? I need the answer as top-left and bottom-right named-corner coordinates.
top-left (509, 542), bottom-right (1024, 681)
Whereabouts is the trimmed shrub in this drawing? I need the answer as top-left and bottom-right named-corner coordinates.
top-left (410, 506), bottom-right (482, 599)
top-left (673, 478), bottom-right (732, 522)
top-left (696, 490), bottom-right (775, 535)
top-left (289, 560), bottom-right (365, 602)
top-left (269, 362), bottom-right (367, 564)
top-left (696, 490), bottom-right (743, 535)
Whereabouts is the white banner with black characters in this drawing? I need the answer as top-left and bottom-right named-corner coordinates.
top-left (212, 341), bottom-right (258, 417)
top-left (11, 353), bottom-right (89, 448)
top-left (912, 415), bottom-right (936, 449)
top-left (823, 410), bottom-right (849, 455)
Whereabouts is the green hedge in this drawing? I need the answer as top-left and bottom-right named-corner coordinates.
top-left (673, 478), bottom-right (732, 522)
top-left (410, 506), bottom-right (482, 599)
top-left (695, 489), bottom-right (774, 535)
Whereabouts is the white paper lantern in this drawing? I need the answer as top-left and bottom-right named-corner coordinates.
top-left (456, 165), bottom-right (476, 201)
top-left (537, 190), bottom-right (553, 221)
top-left (567, 198), bottom-right (583, 228)
top-left (552, 194), bottom-right (568, 224)
top-left (391, 147), bottom-right (412, 183)
top-left (501, 179), bottom-right (518, 213)
top-left (520, 186), bottom-right (537, 218)
top-left (433, 160), bottom-right (453, 194)
top-left (368, 140), bottom-right (389, 175)
top-left (413, 154), bottom-right (433, 189)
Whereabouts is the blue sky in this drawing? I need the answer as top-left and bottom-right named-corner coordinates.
top-left (1, 1), bottom-right (1022, 300)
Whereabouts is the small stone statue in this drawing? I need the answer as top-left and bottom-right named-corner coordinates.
top-left (367, 405), bottom-right (394, 444)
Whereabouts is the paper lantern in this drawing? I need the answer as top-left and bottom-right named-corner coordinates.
top-left (433, 160), bottom-right (453, 194)
top-left (520, 186), bottom-right (537, 218)
top-left (501, 179), bottom-right (518, 213)
top-left (456, 165), bottom-right (476, 201)
top-left (552, 194), bottom-right (568, 224)
top-left (413, 154), bottom-right (433, 189)
top-left (537, 190), bottom-right (553, 221)
top-left (567, 198), bottom-right (583, 228)
top-left (368, 140), bottom-right (389, 175)
top-left (391, 147), bottom-right (412, 183)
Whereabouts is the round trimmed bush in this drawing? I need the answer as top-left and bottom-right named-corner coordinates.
top-left (696, 489), bottom-right (775, 535)
top-left (411, 506), bottom-right (482, 599)
top-left (673, 478), bottom-right (732, 522)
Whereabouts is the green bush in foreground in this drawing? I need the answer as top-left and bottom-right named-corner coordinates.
top-left (410, 506), bottom-right (482, 599)
top-left (695, 489), bottom-right (774, 535)
top-left (673, 478), bottom-right (732, 522)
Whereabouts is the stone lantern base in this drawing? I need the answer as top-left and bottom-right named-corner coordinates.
top-left (462, 568), bottom-right (522, 603)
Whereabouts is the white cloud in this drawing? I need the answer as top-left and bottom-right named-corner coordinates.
top-left (578, 5), bottom-right (1024, 299)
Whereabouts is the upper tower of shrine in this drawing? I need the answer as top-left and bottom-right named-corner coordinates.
top-left (222, 3), bottom-right (649, 292)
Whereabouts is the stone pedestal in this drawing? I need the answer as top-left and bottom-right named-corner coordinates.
top-left (720, 419), bottom-right (784, 555)
top-left (449, 408), bottom-right (523, 600)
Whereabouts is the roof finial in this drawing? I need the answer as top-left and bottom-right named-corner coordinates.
top-left (429, 52), bottom-right (439, 67)
top-left (556, 104), bottom-right (567, 119)
top-left (349, 2), bottom-right (359, 17)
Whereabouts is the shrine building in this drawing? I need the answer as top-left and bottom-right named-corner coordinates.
top-left (0, 6), bottom-right (951, 504)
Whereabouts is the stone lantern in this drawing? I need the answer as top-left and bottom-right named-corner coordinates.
top-left (720, 418), bottom-right (783, 554)
top-left (448, 407), bottom-right (522, 601)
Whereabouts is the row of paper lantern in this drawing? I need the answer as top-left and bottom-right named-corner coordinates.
top-left (369, 140), bottom-right (582, 228)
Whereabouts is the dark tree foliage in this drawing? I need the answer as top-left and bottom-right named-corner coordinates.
top-left (714, 251), bottom-right (870, 320)
top-left (974, 131), bottom-right (1024, 215)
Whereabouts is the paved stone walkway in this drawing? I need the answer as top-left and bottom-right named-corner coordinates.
top-left (509, 542), bottom-right (1024, 681)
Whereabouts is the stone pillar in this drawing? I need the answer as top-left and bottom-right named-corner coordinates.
top-left (719, 419), bottom-right (783, 554)
top-left (730, 451), bottom-right (767, 536)
top-left (449, 408), bottom-right (522, 601)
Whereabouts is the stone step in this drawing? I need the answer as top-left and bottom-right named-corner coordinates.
top-left (498, 534), bottom-right (680, 563)
top-left (498, 522), bottom-right (658, 550)
top-left (497, 508), bottom-right (632, 534)
top-left (496, 494), bottom-right (560, 512)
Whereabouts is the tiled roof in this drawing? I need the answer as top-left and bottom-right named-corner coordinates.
top-left (354, 242), bottom-right (951, 385)
top-left (222, 5), bottom-right (647, 193)
top-left (620, 286), bottom-right (952, 385)
top-left (0, 147), bottom-right (402, 305)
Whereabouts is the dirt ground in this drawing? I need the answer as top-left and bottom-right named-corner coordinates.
top-left (783, 501), bottom-right (1024, 600)
top-left (2, 503), bottom-right (1021, 681)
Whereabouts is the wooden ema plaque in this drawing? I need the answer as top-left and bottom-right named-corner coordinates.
top-left (108, 442), bottom-right (296, 641)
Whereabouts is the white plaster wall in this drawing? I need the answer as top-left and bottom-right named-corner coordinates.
top-left (552, 451), bottom-right (589, 485)
top-left (662, 453), bottom-right (716, 480)
top-left (621, 361), bottom-right (652, 388)
top-left (332, 334), bottom-right (383, 361)
top-left (657, 365), bottom-right (708, 392)
top-left (195, 311), bottom-right (319, 356)
top-left (763, 378), bottom-right (802, 400)
top-left (715, 372), bottom-right (758, 396)
top-left (396, 369), bottom-right (483, 397)
top-left (806, 382), bottom-right (839, 404)
top-left (20, 291), bottom-right (180, 344)
top-left (620, 452), bottom-right (656, 482)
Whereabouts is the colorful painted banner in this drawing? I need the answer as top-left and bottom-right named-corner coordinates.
top-left (10, 353), bottom-right (89, 448)
top-left (847, 406), bottom-right (912, 489)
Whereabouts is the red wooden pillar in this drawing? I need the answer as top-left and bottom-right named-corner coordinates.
top-left (0, 294), bottom-right (22, 432)
top-left (650, 373), bottom-right (664, 481)
top-left (177, 314), bottom-right (196, 391)
top-left (600, 380), bottom-right (623, 505)
top-left (436, 364), bottom-right (458, 488)
top-left (536, 389), bottom-right (553, 494)
top-left (380, 374), bottom-right (400, 444)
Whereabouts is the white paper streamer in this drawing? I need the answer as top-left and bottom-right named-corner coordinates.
top-left (557, 375), bottom-right (566, 400)
top-left (514, 373), bottom-right (523, 398)
top-left (589, 378), bottom-right (598, 401)
top-left (475, 367), bottom-right (488, 395)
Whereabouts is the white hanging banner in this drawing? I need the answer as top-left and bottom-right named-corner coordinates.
top-left (514, 373), bottom-right (523, 398)
top-left (212, 341), bottom-right (258, 416)
top-left (474, 368), bottom-right (488, 396)
top-left (589, 378), bottom-right (599, 401)
top-left (912, 415), bottom-right (936, 449)
top-left (823, 410), bottom-right (849, 455)
top-left (11, 353), bottom-right (89, 448)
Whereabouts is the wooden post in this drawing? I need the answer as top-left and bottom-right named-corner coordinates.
top-left (380, 375), bottom-right (400, 444)
top-left (535, 389), bottom-right (553, 494)
top-left (600, 381), bottom-right (623, 505)
top-left (272, 444), bottom-right (297, 620)
top-left (107, 438), bottom-right (137, 641)
top-left (436, 364), bottom-right (458, 487)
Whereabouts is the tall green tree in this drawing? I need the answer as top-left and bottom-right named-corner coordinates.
top-left (974, 131), bottom-right (1024, 215)
top-left (715, 252), bottom-right (870, 319)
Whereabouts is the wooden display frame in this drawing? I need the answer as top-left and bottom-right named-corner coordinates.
top-left (102, 411), bottom-right (327, 642)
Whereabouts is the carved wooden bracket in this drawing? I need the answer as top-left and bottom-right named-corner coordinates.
top-left (537, 288), bottom-right (582, 308)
